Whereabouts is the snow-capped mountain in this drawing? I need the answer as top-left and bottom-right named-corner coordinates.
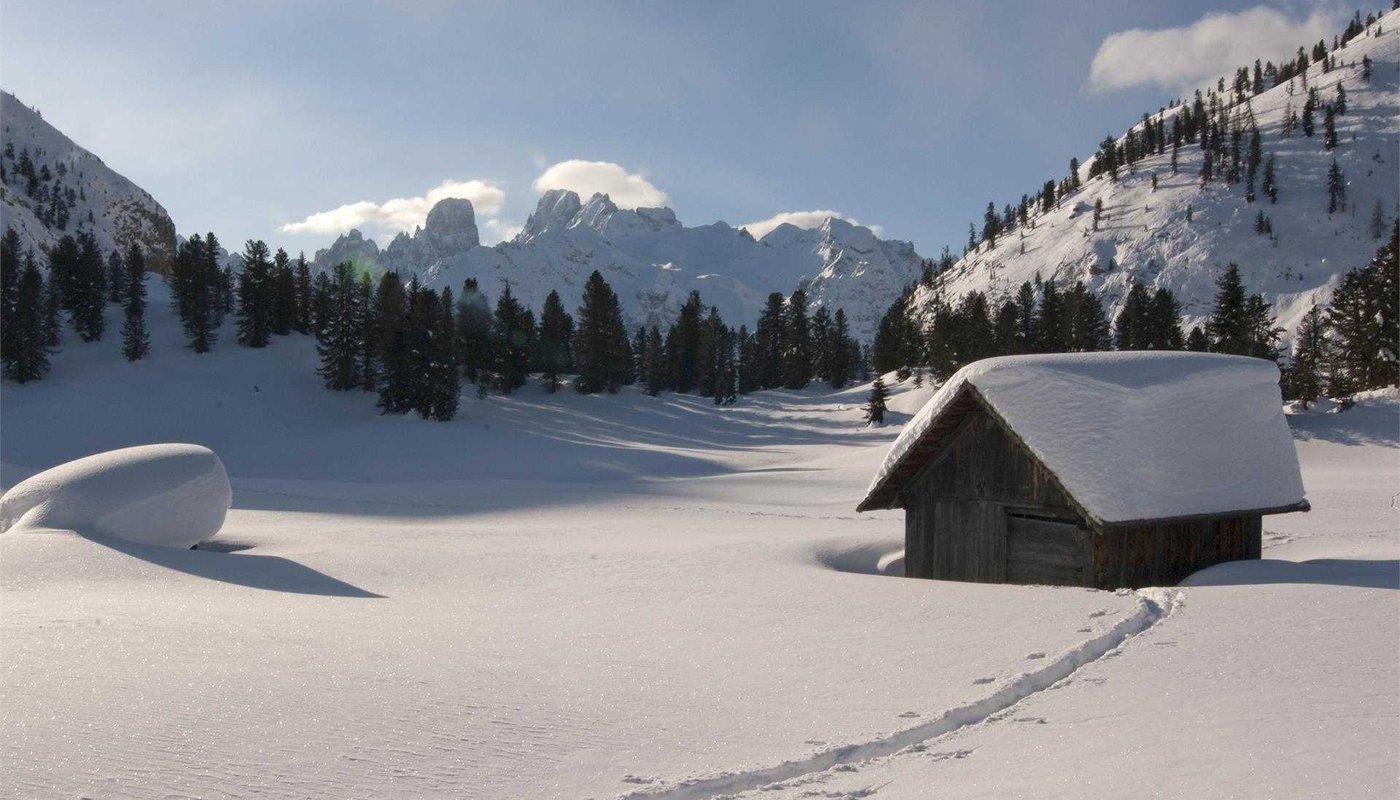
top-left (920, 11), bottom-right (1399, 340)
top-left (314, 189), bottom-right (924, 339)
top-left (0, 91), bottom-right (177, 274)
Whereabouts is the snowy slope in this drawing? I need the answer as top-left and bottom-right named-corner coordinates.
top-left (923, 13), bottom-right (1400, 340)
top-left (314, 190), bottom-right (925, 339)
top-left (1, 280), bottom-right (1395, 799)
top-left (0, 91), bottom-right (177, 273)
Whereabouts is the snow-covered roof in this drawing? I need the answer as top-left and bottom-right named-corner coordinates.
top-left (857, 352), bottom-right (1308, 525)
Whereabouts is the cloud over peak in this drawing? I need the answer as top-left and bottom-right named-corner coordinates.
top-left (532, 160), bottom-right (668, 208)
top-left (741, 210), bottom-right (882, 241)
top-left (1088, 6), bottom-right (1337, 93)
top-left (281, 179), bottom-right (507, 239)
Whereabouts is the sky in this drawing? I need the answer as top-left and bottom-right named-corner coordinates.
top-left (0, 1), bottom-right (1346, 258)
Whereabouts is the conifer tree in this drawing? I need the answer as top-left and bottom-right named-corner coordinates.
top-left (270, 247), bottom-right (296, 336)
top-left (864, 377), bottom-right (888, 426)
top-left (375, 273), bottom-right (414, 412)
top-left (1186, 326), bottom-right (1209, 352)
top-left (419, 288), bottom-right (459, 420)
top-left (4, 253), bottom-right (50, 382)
top-left (537, 289), bottom-right (574, 392)
top-left (1326, 159), bottom-right (1347, 213)
top-left (357, 273), bottom-right (375, 390)
top-left (754, 292), bottom-right (786, 388)
top-left (0, 228), bottom-right (19, 366)
top-left (1114, 283), bottom-right (1154, 350)
top-left (316, 262), bottom-right (364, 391)
top-left (106, 249), bottom-right (126, 304)
top-left (236, 240), bottom-right (274, 347)
top-left (293, 253), bottom-right (313, 334)
top-left (70, 232), bottom-right (107, 342)
top-left (783, 287), bottom-right (813, 389)
top-left (1262, 154), bottom-right (1278, 203)
top-left (1322, 104), bottom-right (1338, 150)
top-left (826, 308), bottom-right (853, 388)
top-left (1035, 280), bottom-right (1068, 352)
top-left (455, 278), bottom-right (493, 384)
top-left (120, 244), bottom-right (149, 361)
top-left (573, 270), bottom-right (631, 394)
top-left (1205, 264), bottom-right (1251, 355)
top-left (1289, 305), bottom-right (1329, 406)
top-left (643, 325), bottom-right (666, 396)
top-left (1147, 288), bottom-right (1185, 349)
top-left (492, 285), bottom-right (534, 392)
top-left (1067, 281), bottom-right (1110, 351)
top-left (667, 290), bottom-right (704, 393)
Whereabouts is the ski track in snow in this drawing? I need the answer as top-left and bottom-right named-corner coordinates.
top-left (620, 589), bottom-right (1183, 800)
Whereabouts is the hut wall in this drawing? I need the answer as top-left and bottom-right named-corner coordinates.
top-left (901, 408), bottom-right (1084, 583)
top-left (1092, 515), bottom-right (1262, 589)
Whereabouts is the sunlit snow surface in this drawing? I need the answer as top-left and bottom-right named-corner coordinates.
top-left (2, 287), bottom-right (1395, 798)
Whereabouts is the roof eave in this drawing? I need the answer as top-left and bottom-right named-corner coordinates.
top-left (1091, 499), bottom-right (1311, 531)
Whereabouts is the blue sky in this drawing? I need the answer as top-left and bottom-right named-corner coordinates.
top-left (0, 1), bottom-right (1344, 256)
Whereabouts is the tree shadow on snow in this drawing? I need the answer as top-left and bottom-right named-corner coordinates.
top-left (1182, 558), bottom-right (1399, 590)
top-left (83, 534), bottom-right (385, 598)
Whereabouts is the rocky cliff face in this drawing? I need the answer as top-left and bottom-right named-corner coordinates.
top-left (0, 91), bottom-right (177, 274)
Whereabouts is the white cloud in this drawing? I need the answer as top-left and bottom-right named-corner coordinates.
top-left (281, 179), bottom-right (506, 237)
top-left (1088, 6), bottom-right (1338, 93)
top-left (741, 210), bottom-right (883, 240)
top-left (532, 160), bottom-right (668, 208)
top-left (482, 218), bottom-right (522, 244)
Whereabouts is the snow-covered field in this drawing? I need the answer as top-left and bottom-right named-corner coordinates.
top-left (2, 287), bottom-right (1396, 798)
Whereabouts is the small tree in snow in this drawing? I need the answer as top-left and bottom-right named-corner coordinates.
top-left (864, 377), bottom-right (888, 427)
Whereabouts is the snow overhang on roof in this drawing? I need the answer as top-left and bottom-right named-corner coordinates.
top-left (856, 352), bottom-right (1309, 526)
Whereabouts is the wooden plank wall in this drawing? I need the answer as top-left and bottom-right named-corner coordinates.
top-left (902, 408), bottom-right (1082, 582)
top-left (1093, 515), bottom-right (1262, 589)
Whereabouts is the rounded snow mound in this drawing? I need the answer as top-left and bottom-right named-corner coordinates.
top-left (1, 444), bottom-right (231, 548)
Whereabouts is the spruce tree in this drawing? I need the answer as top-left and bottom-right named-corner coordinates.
top-left (574, 270), bottom-right (631, 394)
top-left (106, 249), bottom-right (126, 304)
top-left (1186, 326), bottom-right (1209, 352)
top-left (1035, 280), bottom-right (1068, 352)
top-left (420, 288), bottom-right (459, 420)
top-left (1147, 288), bottom-right (1185, 349)
top-left (4, 253), bottom-right (50, 382)
top-left (455, 278), bottom-right (493, 384)
top-left (783, 287), bottom-right (812, 389)
top-left (70, 232), bottom-right (107, 342)
top-left (0, 228), bottom-right (19, 367)
top-left (1322, 104), bottom-right (1337, 150)
top-left (271, 247), bottom-right (295, 336)
top-left (1114, 283), bottom-right (1154, 350)
top-left (316, 262), bottom-right (364, 391)
top-left (375, 272), bottom-right (414, 412)
top-left (1262, 154), bottom-right (1278, 203)
top-left (1289, 305), bottom-right (1329, 406)
top-left (120, 244), bottom-right (150, 361)
top-left (864, 377), bottom-right (888, 426)
top-left (236, 240), bottom-right (274, 347)
top-left (1326, 159), bottom-right (1346, 214)
top-left (827, 308), bottom-right (853, 388)
top-left (643, 325), bottom-right (666, 396)
top-left (1067, 281), bottom-right (1110, 351)
top-left (1205, 264), bottom-right (1250, 355)
top-left (537, 289), bottom-right (574, 392)
top-left (668, 291), bottom-right (704, 393)
top-left (293, 253), bottom-right (313, 334)
top-left (755, 292), bottom-right (786, 388)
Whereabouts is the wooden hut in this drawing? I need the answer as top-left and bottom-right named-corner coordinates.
top-left (857, 352), bottom-right (1309, 589)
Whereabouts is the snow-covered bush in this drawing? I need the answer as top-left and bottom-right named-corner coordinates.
top-left (0, 443), bottom-right (231, 547)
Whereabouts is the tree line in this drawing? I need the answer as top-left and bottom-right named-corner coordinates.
top-left (1, 228), bottom-right (151, 382)
top-left (870, 224), bottom-right (1398, 407)
top-left (3, 226), bottom-right (867, 423)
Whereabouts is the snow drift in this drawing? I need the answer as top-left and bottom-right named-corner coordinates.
top-left (1, 443), bottom-right (231, 547)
